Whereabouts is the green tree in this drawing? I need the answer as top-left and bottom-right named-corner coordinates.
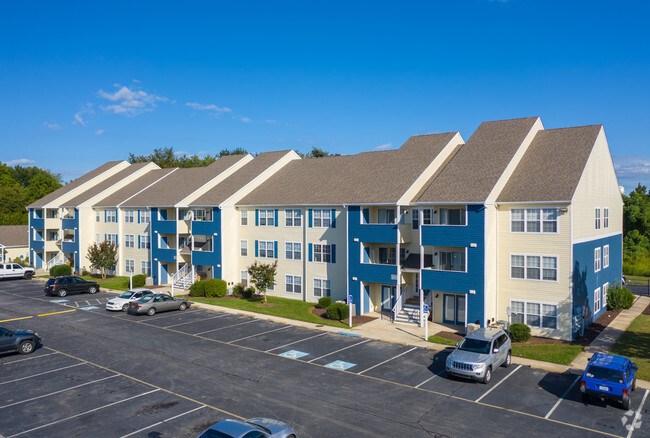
top-left (219, 147), bottom-right (248, 157)
top-left (299, 147), bottom-right (340, 159)
top-left (129, 146), bottom-right (248, 168)
top-left (622, 184), bottom-right (650, 276)
top-left (247, 260), bottom-right (278, 304)
top-left (86, 241), bottom-right (118, 279)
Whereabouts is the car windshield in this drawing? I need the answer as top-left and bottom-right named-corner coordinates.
top-left (46, 279), bottom-right (55, 285)
top-left (197, 430), bottom-right (235, 438)
top-left (458, 338), bottom-right (491, 354)
top-left (137, 296), bottom-right (153, 303)
top-left (119, 291), bottom-right (135, 299)
top-left (586, 365), bottom-right (625, 383)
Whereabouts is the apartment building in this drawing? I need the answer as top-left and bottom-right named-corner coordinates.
top-left (27, 117), bottom-right (623, 340)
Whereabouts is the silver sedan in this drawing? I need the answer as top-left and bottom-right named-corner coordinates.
top-left (126, 293), bottom-right (190, 316)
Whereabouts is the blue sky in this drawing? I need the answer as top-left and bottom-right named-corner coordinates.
top-left (1, 1), bottom-right (649, 193)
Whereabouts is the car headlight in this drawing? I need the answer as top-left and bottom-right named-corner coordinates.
top-left (472, 363), bottom-right (485, 371)
top-left (446, 357), bottom-right (452, 366)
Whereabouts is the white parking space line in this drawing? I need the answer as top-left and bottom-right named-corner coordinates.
top-left (627, 389), bottom-right (649, 438)
top-left (307, 339), bottom-right (371, 363)
top-left (194, 318), bottom-right (259, 335)
top-left (266, 332), bottom-right (327, 352)
top-left (164, 313), bottom-right (228, 328)
top-left (0, 375), bottom-right (119, 410)
top-left (415, 370), bottom-right (446, 388)
top-left (358, 347), bottom-right (417, 375)
top-left (0, 363), bottom-right (84, 386)
top-left (120, 405), bottom-right (206, 438)
top-left (544, 375), bottom-right (581, 419)
top-left (475, 365), bottom-right (522, 403)
top-left (141, 308), bottom-right (203, 321)
top-left (228, 325), bottom-right (291, 344)
top-left (8, 389), bottom-right (160, 438)
top-left (1, 352), bottom-right (59, 365)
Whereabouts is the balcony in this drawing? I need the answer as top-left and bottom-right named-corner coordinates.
top-left (355, 263), bottom-right (397, 285)
top-left (155, 248), bottom-right (177, 263)
top-left (356, 223), bottom-right (398, 244)
top-left (192, 220), bottom-right (216, 236)
top-left (155, 220), bottom-right (177, 234)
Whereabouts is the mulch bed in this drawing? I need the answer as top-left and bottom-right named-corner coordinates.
top-left (434, 308), bottom-right (621, 346)
top-left (643, 302), bottom-right (650, 316)
top-left (311, 307), bottom-right (377, 326)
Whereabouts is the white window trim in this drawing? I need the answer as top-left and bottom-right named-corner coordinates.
top-left (313, 209), bottom-right (332, 228)
top-left (124, 234), bottom-right (135, 249)
top-left (259, 209), bottom-right (275, 227)
top-left (433, 206), bottom-right (468, 227)
top-left (509, 298), bottom-right (559, 330)
top-left (312, 243), bottom-right (332, 263)
top-left (285, 209), bottom-right (302, 227)
top-left (603, 282), bottom-right (609, 308)
top-left (240, 239), bottom-right (248, 257)
top-left (313, 277), bottom-right (331, 298)
top-left (509, 253), bottom-right (559, 282)
top-left (285, 241), bottom-right (302, 260)
top-left (125, 210), bottom-right (135, 223)
top-left (240, 270), bottom-right (248, 285)
top-left (140, 260), bottom-right (151, 275)
top-left (285, 274), bottom-right (302, 294)
top-left (603, 244), bottom-right (610, 268)
top-left (125, 258), bottom-right (135, 273)
top-left (433, 247), bottom-right (468, 273)
top-left (240, 209), bottom-right (248, 226)
top-left (140, 235), bottom-right (150, 249)
top-left (595, 207), bottom-right (601, 230)
top-left (509, 207), bottom-right (559, 234)
top-left (140, 210), bottom-right (151, 224)
top-left (258, 240), bottom-right (275, 259)
top-left (594, 287), bottom-right (601, 313)
top-left (594, 247), bottom-right (602, 272)
top-left (603, 207), bottom-right (609, 229)
top-left (106, 210), bottom-right (117, 223)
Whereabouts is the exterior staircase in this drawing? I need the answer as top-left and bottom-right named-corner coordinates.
top-left (173, 275), bottom-right (193, 290)
top-left (171, 264), bottom-right (195, 290)
top-left (393, 304), bottom-right (422, 326)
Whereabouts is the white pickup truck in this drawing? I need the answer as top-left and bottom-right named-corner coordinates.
top-left (0, 263), bottom-right (35, 280)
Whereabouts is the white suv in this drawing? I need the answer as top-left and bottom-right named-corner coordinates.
top-left (0, 263), bottom-right (34, 280)
top-left (445, 327), bottom-right (511, 384)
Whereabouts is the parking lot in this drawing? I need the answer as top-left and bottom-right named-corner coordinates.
top-left (0, 279), bottom-right (648, 437)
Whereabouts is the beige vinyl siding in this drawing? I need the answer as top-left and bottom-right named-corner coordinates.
top-left (484, 204), bottom-right (498, 325)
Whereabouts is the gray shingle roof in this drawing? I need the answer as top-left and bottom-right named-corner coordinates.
top-left (28, 161), bottom-right (126, 208)
top-left (93, 168), bottom-right (177, 208)
top-left (497, 125), bottom-right (603, 202)
top-left (238, 133), bottom-right (459, 206)
top-left (0, 225), bottom-right (29, 247)
top-left (416, 117), bottom-right (540, 203)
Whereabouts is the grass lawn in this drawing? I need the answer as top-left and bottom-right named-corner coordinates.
top-left (625, 275), bottom-right (650, 286)
top-left (189, 295), bottom-right (350, 328)
top-left (81, 275), bottom-right (132, 291)
top-left (512, 344), bottom-right (585, 365)
top-left (611, 314), bottom-right (650, 380)
top-left (427, 336), bottom-right (456, 346)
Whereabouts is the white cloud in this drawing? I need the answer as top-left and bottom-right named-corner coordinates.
top-left (375, 143), bottom-right (393, 150)
top-left (186, 102), bottom-right (232, 114)
top-left (240, 117), bottom-right (252, 123)
top-left (173, 150), bottom-right (189, 156)
top-left (613, 154), bottom-right (650, 191)
top-left (98, 84), bottom-right (168, 116)
top-left (43, 121), bottom-right (61, 130)
top-left (73, 103), bottom-right (94, 127)
top-left (265, 119), bottom-right (277, 124)
top-left (4, 158), bottom-right (36, 166)
top-left (95, 130), bottom-right (104, 136)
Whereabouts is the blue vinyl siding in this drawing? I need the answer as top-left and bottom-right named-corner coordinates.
top-left (191, 208), bottom-right (222, 279)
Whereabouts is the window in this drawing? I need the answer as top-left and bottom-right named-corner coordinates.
top-left (313, 278), bottom-right (331, 297)
top-left (422, 209), bottom-right (433, 225)
top-left (106, 210), bottom-right (117, 223)
top-left (240, 240), bottom-right (248, 257)
top-left (140, 210), bottom-right (150, 224)
top-left (378, 208), bottom-right (396, 224)
top-left (603, 283), bottom-right (609, 307)
top-left (258, 241), bottom-right (275, 258)
top-left (313, 209), bottom-right (331, 228)
top-left (595, 208), bottom-right (601, 230)
top-left (95, 233), bottom-right (100, 244)
top-left (125, 210), bottom-right (135, 223)
top-left (259, 209), bottom-right (275, 226)
top-left (179, 209), bottom-right (191, 220)
top-left (594, 247), bottom-right (601, 272)
top-left (438, 250), bottom-right (465, 272)
top-left (511, 300), bottom-right (557, 329)
top-left (107, 234), bottom-right (118, 245)
top-left (379, 247), bottom-right (396, 265)
top-left (141, 261), bottom-right (151, 275)
top-left (438, 207), bottom-right (466, 225)
top-left (125, 259), bottom-right (134, 273)
top-left (193, 208), bottom-right (209, 221)
top-left (603, 245), bottom-right (609, 268)
top-left (285, 242), bottom-right (301, 260)
top-left (125, 234), bottom-right (135, 248)
top-left (604, 208), bottom-right (609, 228)
top-left (412, 209), bottom-right (419, 229)
top-left (240, 209), bottom-right (248, 226)
top-left (594, 287), bottom-right (601, 313)
top-left (511, 208), bottom-right (558, 233)
top-left (285, 209), bottom-right (302, 227)
top-left (95, 210), bottom-right (100, 222)
top-left (313, 244), bottom-right (331, 263)
top-left (240, 270), bottom-right (248, 286)
top-left (140, 235), bottom-right (150, 249)
top-left (285, 275), bottom-right (302, 294)
top-left (510, 254), bottom-right (557, 281)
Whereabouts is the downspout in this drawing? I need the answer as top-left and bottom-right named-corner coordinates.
top-left (117, 208), bottom-right (123, 276)
top-left (345, 205), bottom-right (351, 313)
top-left (396, 205), bottom-right (401, 322)
top-left (419, 206), bottom-right (425, 322)
top-left (303, 207), bottom-right (308, 303)
top-left (495, 204), bottom-right (499, 326)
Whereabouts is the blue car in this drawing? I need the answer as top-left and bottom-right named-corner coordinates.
top-left (580, 353), bottom-right (638, 409)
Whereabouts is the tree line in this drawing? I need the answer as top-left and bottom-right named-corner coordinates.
top-left (623, 184), bottom-right (650, 276)
top-left (0, 164), bottom-right (62, 225)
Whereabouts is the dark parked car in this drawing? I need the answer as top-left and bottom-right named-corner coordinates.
top-left (581, 353), bottom-right (637, 409)
top-left (44, 276), bottom-right (100, 297)
top-left (127, 293), bottom-right (189, 316)
top-left (0, 326), bottom-right (41, 355)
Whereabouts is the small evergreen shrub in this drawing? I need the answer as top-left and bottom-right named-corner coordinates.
top-left (204, 279), bottom-right (227, 298)
top-left (189, 280), bottom-right (206, 297)
top-left (243, 287), bottom-right (255, 299)
top-left (50, 264), bottom-right (72, 277)
top-left (317, 297), bottom-right (332, 309)
top-left (232, 284), bottom-right (245, 298)
top-left (326, 302), bottom-right (349, 321)
top-left (132, 274), bottom-right (147, 288)
top-left (82, 270), bottom-right (89, 276)
top-left (607, 284), bottom-right (635, 311)
top-left (509, 323), bottom-right (531, 342)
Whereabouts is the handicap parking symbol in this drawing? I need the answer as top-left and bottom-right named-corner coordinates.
top-left (279, 350), bottom-right (309, 359)
top-left (79, 306), bottom-right (100, 310)
top-left (50, 299), bottom-right (69, 303)
top-left (324, 360), bottom-right (356, 371)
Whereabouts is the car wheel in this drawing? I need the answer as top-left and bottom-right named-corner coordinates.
top-left (482, 367), bottom-right (492, 384)
top-left (632, 378), bottom-right (637, 391)
top-left (503, 351), bottom-right (511, 368)
top-left (24, 272), bottom-right (33, 280)
top-left (147, 307), bottom-right (156, 316)
top-left (122, 304), bottom-right (128, 311)
top-left (58, 289), bottom-right (67, 297)
top-left (88, 286), bottom-right (98, 294)
top-left (622, 397), bottom-right (631, 410)
top-left (179, 302), bottom-right (187, 311)
top-left (18, 340), bottom-right (35, 354)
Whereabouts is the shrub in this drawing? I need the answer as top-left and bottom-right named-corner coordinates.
top-left (317, 297), bottom-right (332, 309)
top-left (607, 284), bottom-right (635, 311)
top-left (82, 270), bottom-right (89, 276)
top-left (326, 302), bottom-right (349, 321)
top-left (132, 274), bottom-right (147, 288)
top-left (50, 264), bottom-right (72, 277)
top-left (204, 279), bottom-right (227, 298)
top-left (232, 284), bottom-right (245, 298)
top-left (509, 323), bottom-right (531, 342)
top-left (189, 280), bottom-right (206, 297)
top-left (243, 287), bottom-right (255, 299)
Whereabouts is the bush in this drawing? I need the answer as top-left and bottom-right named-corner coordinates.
top-left (82, 270), bottom-right (89, 276)
top-left (607, 284), bottom-right (635, 311)
top-left (50, 264), bottom-right (72, 277)
top-left (204, 279), bottom-right (227, 298)
top-left (326, 302), bottom-right (349, 321)
top-left (232, 284), bottom-right (245, 298)
top-left (132, 274), bottom-right (147, 288)
top-left (243, 287), bottom-right (255, 299)
top-left (317, 297), bottom-right (332, 309)
top-left (509, 323), bottom-right (531, 342)
top-left (189, 280), bottom-right (206, 297)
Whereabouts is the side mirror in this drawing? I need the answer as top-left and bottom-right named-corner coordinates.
top-left (454, 342), bottom-right (459, 348)
top-left (493, 348), bottom-right (500, 353)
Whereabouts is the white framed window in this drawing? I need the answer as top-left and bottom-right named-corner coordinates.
top-left (139, 235), bottom-right (150, 249)
top-left (240, 209), bottom-right (248, 226)
top-left (313, 209), bottom-right (331, 228)
top-left (259, 241), bottom-right (275, 258)
top-left (107, 234), bottom-right (118, 245)
top-left (285, 275), bottom-right (302, 294)
top-left (285, 209), bottom-right (302, 227)
top-left (95, 233), bottom-right (100, 244)
top-left (140, 210), bottom-right (150, 224)
top-left (594, 287), bottom-right (601, 313)
top-left (603, 245), bottom-right (609, 268)
top-left (193, 208), bottom-right (208, 221)
top-left (125, 259), bottom-right (135, 273)
top-left (125, 234), bottom-right (135, 248)
top-left (595, 208), bottom-right (601, 230)
top-left (313, 244), bottom-right (331, 263)
top-left (437, 207), bottom-right (466, 225)
top-left (141, 260), bottom-right (151, 275)
top-left (604, 207), bottom-right (609, 228)
top-left (240, 270), bottom-right (248, 286)
top-left (511, 300), bottom-right (557, 329)
top-left (285, 242), bottom-right (302, 260)
top-left (378, 208), bottom-right (396, 224)
top-left (95, 210), bottom-right (100, 222)
top-left (511, 208), bottom-right (558, 233)
top-left (422, 208), bottom-right (433, 225)
top-left (125, 210), bottom-right (135, 223)
top-left (259, 209), bottom-right (275, 226)
top-left (313, 278), bottom-right (331, 297)
top-left (510, 254), bottom-right (557, 281)
top-left (594, 247), bottom-right (601, 272)
top-left (603, 283), bottom-right (609, 308)
top-left (240, 240), bottom-right (248, 257)
top-left (106, 210), bottom-right (117, 223)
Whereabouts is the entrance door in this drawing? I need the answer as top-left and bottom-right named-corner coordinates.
top-left (381, 285), bottom-right (396, 311)
top-left (160, 263), bottom-right (168, 284)
top-left (443, 294), bottom-right (466, 325)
